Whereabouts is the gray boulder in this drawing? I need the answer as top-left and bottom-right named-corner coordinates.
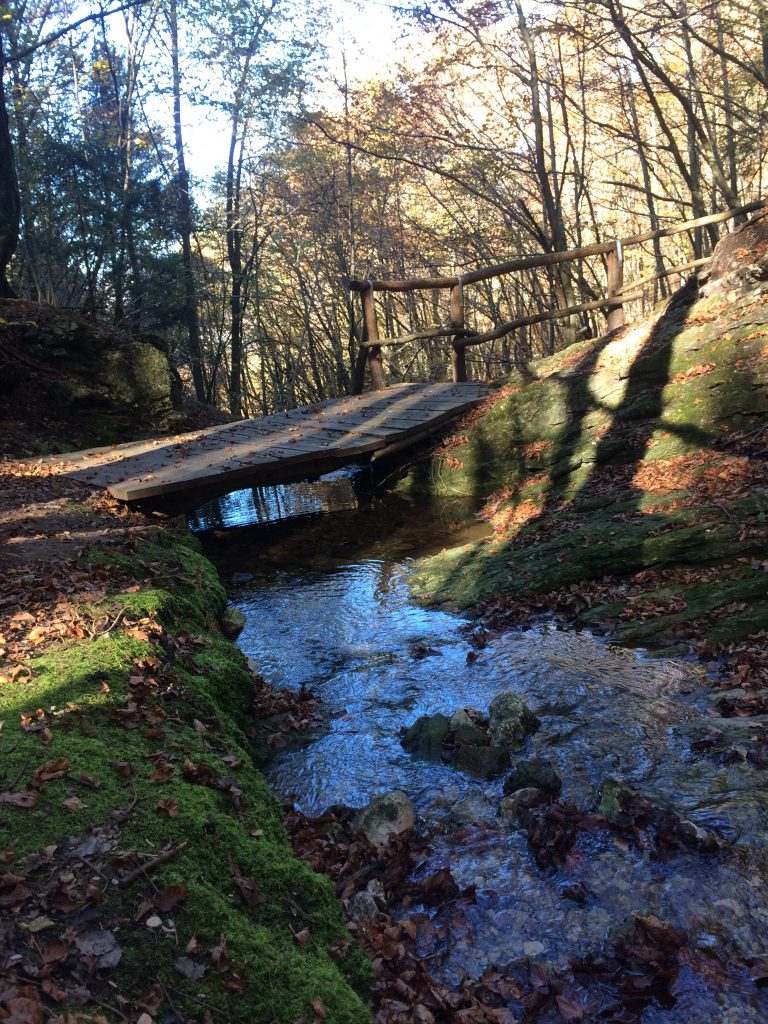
top-left (451, 708), bottom-right (490, 747)
top-left (220, 606), bottom-right (247, 638)
top-left (347, 890), bottom-right (380, 923)
top-left (355, 790), bottom-right (415, 847)
top-left (488, 692), bottom-right (540, 751)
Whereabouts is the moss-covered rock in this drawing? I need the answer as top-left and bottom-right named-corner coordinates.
top-left (353, 790), bottom-right (415, 847)
top-left (0, 298), bottom-right (194, 448)
top-left (0, 531), bottom-right (371, 1022)
top-left (503, 759), bottom-right (562, 797)
top-left (451, 743), bottom-right (510, 779)
top-left (401, 713), bottom-right (451, 758)
top-left (488, 692), bottom-right (540, 751)
top-left (400, 240), bottom-right (768, 652)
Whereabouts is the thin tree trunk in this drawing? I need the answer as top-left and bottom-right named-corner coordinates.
top-left (0, 31), bottom-right (20, 298)
top-left (168, 0), bottom-right (205, 400)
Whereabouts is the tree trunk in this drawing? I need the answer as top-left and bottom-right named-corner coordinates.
top-left (168, 0), bottom-right (205, 400)
top-left (0, 32), bottom-right (20, 298)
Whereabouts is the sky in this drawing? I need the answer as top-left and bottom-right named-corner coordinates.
top-left (180, 0), bottom-right (409, 182)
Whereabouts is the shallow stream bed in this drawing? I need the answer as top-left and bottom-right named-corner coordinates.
top-left (196, 477), bottom-right (768, 1021)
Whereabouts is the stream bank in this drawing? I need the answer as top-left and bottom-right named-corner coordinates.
top-left (399, 225), bottom-right (768, 747)
top-left (0, 468), bottom-right (371, 1024)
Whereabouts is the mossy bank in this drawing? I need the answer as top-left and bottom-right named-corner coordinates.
top-left (0, 528), bottom-right (371, 1022)
top-left (403, 221), bottom-right (768, 651)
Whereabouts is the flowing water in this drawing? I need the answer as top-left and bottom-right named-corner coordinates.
top-left (196, 477), bottom-right (768, 1020)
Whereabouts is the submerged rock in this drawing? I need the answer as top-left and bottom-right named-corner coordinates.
top-left (597, 776), bottom-right (635, 824)
top-left (231, 572), bottom-right (254, 585)
top-left (220, 606), bottom-right (247, 638)
top-left (401, 713), bottom-right (451, 759)
top-left (488, 692), bottom-right (540, 751)
top-left (497, 787), bottom-right (548, 823)
top-left (355, 790), bottom-right (415, 847)
top-left (449, 791), bottom-right (496, 823)
top-left (452, 744), bottom-right (510, 780)
top-left (597, 776), bottom-right (720, 853)
top-left (450, 708), bottom-right (493, 749)
top-left (504, 758), bottom-right (562, 798)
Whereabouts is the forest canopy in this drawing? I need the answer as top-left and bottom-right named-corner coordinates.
top-left (1, 0), bottom-right (766, 415)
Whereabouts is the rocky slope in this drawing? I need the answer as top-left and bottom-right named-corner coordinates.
top-left (404, 212), bottom-right (768, 702)
top-left (0, 299), bottom-right (226, 454)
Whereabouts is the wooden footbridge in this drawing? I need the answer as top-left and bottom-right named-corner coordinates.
top-left (34, 200), bottom-right (765, 508)
top-left (37, 382), bottom-right (487, 504)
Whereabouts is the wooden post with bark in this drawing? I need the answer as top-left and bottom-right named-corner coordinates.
top-left (362, 285), bottom-right (386, 390)
top-left (606, 240), bottom-right (625, 331)
top-left (350, 298), bottom-right (367, 395)
top-left (450, 279), bottom-right (467, 382)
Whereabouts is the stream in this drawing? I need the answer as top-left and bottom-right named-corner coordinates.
top-left (194, 474), bottom-right (768, 1021)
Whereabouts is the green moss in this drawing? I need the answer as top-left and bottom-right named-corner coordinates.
top-left (0, 532), bottom-right (371, 1022)
top-left (404, 281), bottom-right (768, 641)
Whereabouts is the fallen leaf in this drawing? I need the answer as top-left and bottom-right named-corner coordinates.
top-left (30, 757), bottom-right (71, 786)
top-left (111, 759), bottom-right (135, 780)
top-left (24, 915), bottom-right (55, 934)
top-left (73, 771), bottom-right (100, 788)
top-left (42, 939), bottom-right (70, 964)
top-left (156, 885), bottom-right (187, 912)
top-left (0, 791), bottom-right (38, 808)
top-left (155, 797), bottom-right (180, 818)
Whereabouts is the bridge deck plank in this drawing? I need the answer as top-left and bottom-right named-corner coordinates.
top-left (30, 382), bottom-right (489, 503)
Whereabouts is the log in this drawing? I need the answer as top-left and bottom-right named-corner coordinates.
top-left (455, 292), bottom-right (643, 349)
top-left (348, 199), bottom-right (765, 295)
top-left (616, 255), bottom-right (709, 297)
top-left (359, 325), bottom-right (471, 348)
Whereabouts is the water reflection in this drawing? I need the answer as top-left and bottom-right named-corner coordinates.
top-left (189, 468), bottom-right (362, 531)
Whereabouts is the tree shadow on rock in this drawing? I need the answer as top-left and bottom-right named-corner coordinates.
top-left (572, 277), bottom-right (701, 515)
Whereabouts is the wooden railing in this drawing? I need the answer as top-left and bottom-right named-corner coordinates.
top-left (348, 198), bottom-right (766, 392)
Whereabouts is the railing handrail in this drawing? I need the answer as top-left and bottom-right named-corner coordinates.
top-left (348, 197), bottom-right (766, 393)
top-left (349, 198), bottom-right (766, 294)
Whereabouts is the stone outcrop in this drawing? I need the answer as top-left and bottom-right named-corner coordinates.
top-left (0, 299), bottom-right (202, 449)
top-left (354, 790), bottom-right (415, 847)
top-left (401, 695), bottom-right (539, 780)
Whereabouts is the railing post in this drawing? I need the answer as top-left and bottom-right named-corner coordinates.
top-left (362, 285), bottom-right (387, 391)
top-left (450, 278), bottom-right (467, 383)
top-left (606, 240), bottom-right (625, 331)
top-left (349, 293), bottom-right (366, 395)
